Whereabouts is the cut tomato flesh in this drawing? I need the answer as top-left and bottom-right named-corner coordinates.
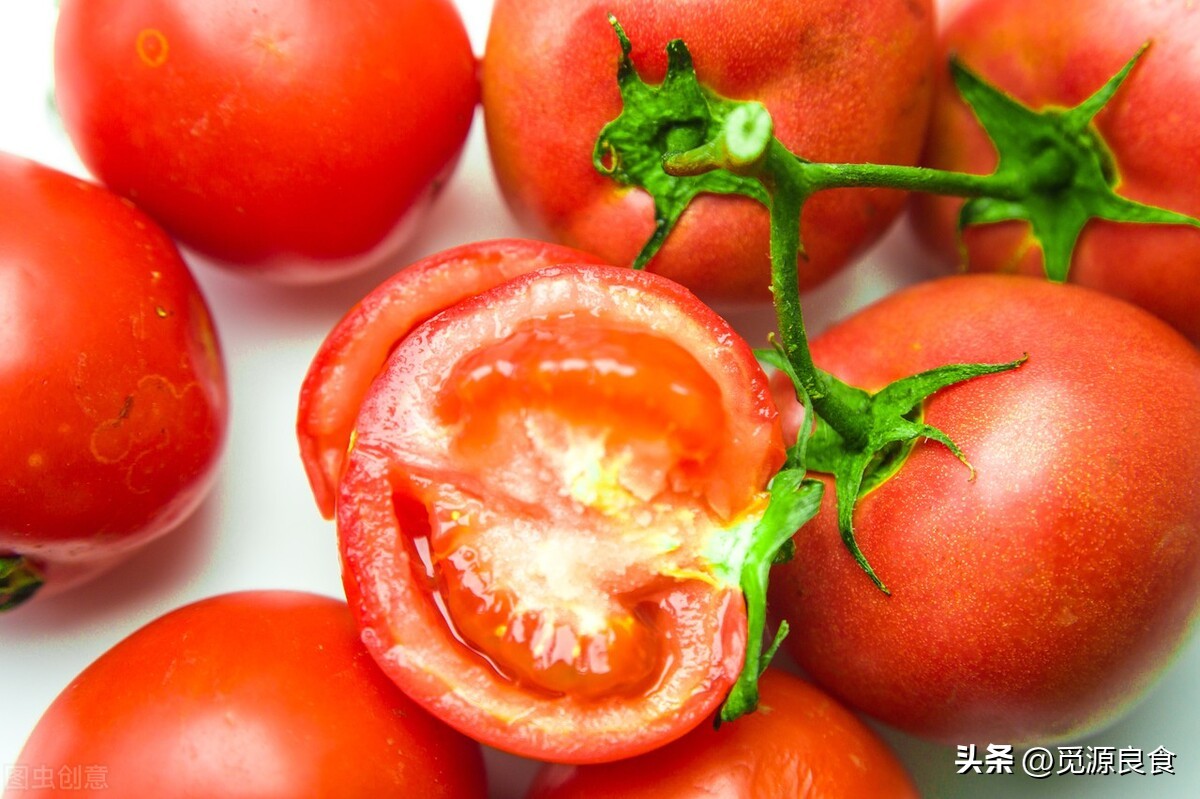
top-left (416, 318), bottom-right (735, 698)
top-left (338, 264), bottom-right (785, 761)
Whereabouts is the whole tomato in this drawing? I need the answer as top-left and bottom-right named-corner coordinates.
top-left (769, 275), bottom-right (1200, 745)
top-left (527, 668), bottom-right (919, 799)
top-left (4, 591), bottom-right (488, 798)
top-left (53, 0), bottom-right (479, 283)
top-left (322, 254), bottom-right (785, 762)
top-left (910, 0), bottom-right (1200, 341)
top-left (0, 153), bottom-right (226, 608)
top-left (481, 0), bottom-right (936, 301)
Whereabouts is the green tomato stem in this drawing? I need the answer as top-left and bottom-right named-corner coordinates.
top-left (804, 161), bottom-right (1023, 200)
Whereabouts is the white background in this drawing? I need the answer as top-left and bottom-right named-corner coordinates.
top-left (2, 2), bottom-right (1198, 797)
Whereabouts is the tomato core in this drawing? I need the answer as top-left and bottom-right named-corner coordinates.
top-left (390, 317), bottom-right (737, 699)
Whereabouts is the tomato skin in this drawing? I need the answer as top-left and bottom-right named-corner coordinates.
top-left (0, 152), bottom-right (226, 599)
top-left (481, 0), bottom-right (935, 301)
top-left (527, 669), bottom-right (919, 799)
top-left (53, 0), bottom-right (478, 283)
top-left (910, 0), bottom-right (1200, 341)
top-left (336, 263), bottom-right (784, 763)
top-left (768, 275), bottom-right (1200, 744)
top-left (298, 239), bottom-right (606, 519)
top-left (4, 591), bottom-right (488, 798)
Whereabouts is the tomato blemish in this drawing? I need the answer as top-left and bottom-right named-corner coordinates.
top-left (134, 29), bottom-right (169, 68)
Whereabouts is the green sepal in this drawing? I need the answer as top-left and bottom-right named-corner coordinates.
top-left (801, 358), bottom-right (1027, 593)
top-left (708, 467), bottom-right (823, 724)
top-left (953, 47), bottom-right (1200, 281)
top-left (593, 17), bottom-right (767, 269)
top-left (1, 555), bottom-right (45, 612)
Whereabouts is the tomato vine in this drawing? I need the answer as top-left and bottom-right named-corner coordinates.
top-left (594, 16), bottom-right (1200, 721)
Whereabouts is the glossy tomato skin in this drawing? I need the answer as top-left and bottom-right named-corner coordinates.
top-left (527, 669), bottom-right (919, 799)
top-left (0, 153), bottom-right (226, 601)
top-left (769, 275), bottom-right (1200, 745)
top-left (910, 0), bottom-right (1200, 341)
top-left (482, 0), bottom-right (936, 302)
top-left (337, 263), bottom-right (785, 763)
top-left (5, 591), bottom-right (488, 798)
top-left (298, 239), bottom-right (606, 518)
top-left (53, 0), bottom-right (478, 283)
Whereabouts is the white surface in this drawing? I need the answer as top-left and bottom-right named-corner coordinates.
top-left (2, 2), bottom-right (1197, 797)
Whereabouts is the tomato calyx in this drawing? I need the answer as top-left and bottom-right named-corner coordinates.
top-left (0, 554), bottom-right (44, 612)
top-left (761, 350), bottom-right (1026, 593)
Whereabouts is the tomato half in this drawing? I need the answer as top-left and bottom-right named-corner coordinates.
top-left (481, 0), bottom-right (936, 301)
top-left (335, 262), bottom-right (785, 762)
top-left (769, 274), bottom-right (1200, 744)
top-left (298, 239), bottom-right (606, 519)
top-left (0, 152), bottom-right (226, 607)
top-left (4, 591), bottom-right (488, 798)
top-left (53, 0), bottom-right (479, 283)
top-left (910, 0), bottom-right (1200, 341)
top-left (527, 668), bottom-right (919, 798)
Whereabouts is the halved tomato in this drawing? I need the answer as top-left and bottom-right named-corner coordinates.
top-left (331, 260), bottom-right (784, 762)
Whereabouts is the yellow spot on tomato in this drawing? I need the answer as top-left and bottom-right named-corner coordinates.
top-left (135, 28), bottom-right (169, 68)
top-left (27, 453), bottom-right (45, 469)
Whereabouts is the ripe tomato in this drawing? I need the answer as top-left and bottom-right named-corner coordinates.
top-left (333, 261), bottom-right (785, 762)
top-left (481, 0), bottom-right (936, 301)
top-left (910, 0), bottom-right (1200, 341)
top-left (768, 275), bottom-right (1200, 745)
top-left (53, 0), bottom-right (478, 283)
top-left (298, 239), bottom-right (606, 519)
top-left (527, 669), bottom-right (919, 798)
top-left (0, 153), bottom-right (226, 608)
top-left (4, 591), bottom-right (488, 798)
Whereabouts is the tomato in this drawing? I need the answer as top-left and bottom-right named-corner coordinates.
top-left (0, 152), bottom-right (226, 608)
top-left (53, 0), bottom-right (478, 283)
top-left (298, 239), bottom-right (606, 519)
top-left (526, 668), bottom-right (919, 799)
top-left (481, 0), bottom-right (936, 302)
top-left (333, 261), bottom-right (785, 762)
top-left (910, 0), bottom-right (1200, 341)
top-left (4, 591), bottom-right (488, 798)
top-left (768, 274), bottom-right (1200, 744)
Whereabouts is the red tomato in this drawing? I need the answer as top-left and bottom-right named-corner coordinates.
top-left (910, 0), bottom-right (1200, 341)
top-left (768, 275), bottom-right (1200, 744)
top-left (527, 669), bottom-right (919, 799)
top-left (0, 153), bottom-right (226, 607)
top-left (298, 239), bottom-right (606, 519)
top-left (4, 591), bottom-right (488, 798)
top-left (481, 0), bottom-right (936, 302)
top-left (53, 0), bottom-right (479, 283)
top-left (334, 262), bottom-right (785, 762)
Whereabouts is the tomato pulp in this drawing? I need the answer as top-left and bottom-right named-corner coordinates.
top-left (332, 260), bottom-right (784, 762)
